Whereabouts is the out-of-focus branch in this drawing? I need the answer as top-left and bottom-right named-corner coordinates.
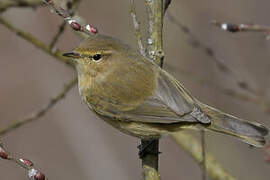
top-left (0, 16), bottom-right (73, 66)
top-left (201, 130), bottom-right (206, 180)
top-left (129, 0), bottom-right (146, 57)
top-left (166, 13), bottom-right (247, 180)
top-left (0, 0), bottom-right (44, 13)
top-left (166, 63), bottom-right (270, 113)
top-left (0, 77), bottom-right (77, 136)
top-left (211, 21), bottom-right (270, 35)
top-left (49, 21), bottom-right (67, 49)
top-left (0, 141), bottom-right (47, 180)
top-left (171, 132), bottom-right (237, 180)
top-left (166, 12), bottom-right (258, 95)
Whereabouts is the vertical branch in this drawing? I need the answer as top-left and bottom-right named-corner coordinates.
top-left (130, 0), bottom-right (146, 56)
top-left (141, 140), bottom-right (160, 180)
top-left (141, 0), bottom-right (164, 180)
top-left (145, 0), bottom-right (164, 67)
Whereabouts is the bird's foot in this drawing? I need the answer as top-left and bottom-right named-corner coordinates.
top-left (137, 140), bottom-right (161, 159)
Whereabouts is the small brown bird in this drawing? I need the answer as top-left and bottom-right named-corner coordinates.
top-left (63, 34), bottom-right (268, 147)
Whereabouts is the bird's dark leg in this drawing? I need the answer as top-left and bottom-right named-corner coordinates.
top-left (138, 139), bottom-right (161, 159)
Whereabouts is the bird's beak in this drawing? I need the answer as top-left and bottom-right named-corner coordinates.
top-left (62, 52), bottom-right (81, 58)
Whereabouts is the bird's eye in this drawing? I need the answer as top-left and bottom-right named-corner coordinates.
top-left (92, 54), bottom-right (102, 61)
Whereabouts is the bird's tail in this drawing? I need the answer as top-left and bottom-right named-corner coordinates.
top-left (199, 102), bottom-right (268, 147)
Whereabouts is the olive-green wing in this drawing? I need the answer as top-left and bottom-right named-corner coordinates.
top-left (117, 69), bottom-right (211, 124)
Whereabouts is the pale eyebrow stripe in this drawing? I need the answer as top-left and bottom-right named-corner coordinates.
top-left (79, 49), bottom-right (113, 54)
top-left (81, 51), bottom-right (112, 58)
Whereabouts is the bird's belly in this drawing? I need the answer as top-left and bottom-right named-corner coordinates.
top-left (97, 114), bottom-right (164, 139)
top-left (96, 113), bottom-right (195, 139)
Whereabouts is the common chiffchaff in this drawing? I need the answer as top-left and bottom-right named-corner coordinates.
top-left (63, 34), bottom-right (268, 147)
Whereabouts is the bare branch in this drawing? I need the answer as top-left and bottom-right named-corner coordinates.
top-left (0, 16), bottom-right (73, 66)
top-left (49, 0), bottom-right (82, 49)
top-left (140, 0), bottom-right (164, 179)
top-left (129, 0), bottom-right (146, 56)
top-left (0, 77), bottom-right (77, 136)
top-left (145, 0), bottom-right (164, 67)
top-left (166, 63), bottom-right (270, 113)
top-left (211, 20), bottom-right (270, 37)
top-left (166, 12), bottom-right (258, 95)
top-left (0, 0), bottom-right (44, 13)
top-left (0, 141), bottom-right (47, 180)
top-left (143, 165), bottom-right (161, 180)
top-left (171, 132), bottom-right (237, 180)
top-left (42, 0), bottom-right (97, 36)
top-left (49, 21), bottom-right (67, 49)
top-left (0, 2), bottom-right (263, 180)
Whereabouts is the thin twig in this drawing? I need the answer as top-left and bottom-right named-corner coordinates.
top-left (166, 12), bottom-right (258, 95)
top-left (201, 130), bottom-right (206, 180)
top-left (129, 0), bottom-right (146, 56)
top-left (49, 0), bottom-right (82, 50)
top-left (0, 141), bottom-right (47, 180)
top-left (0, 16), bottom-right (73, 66)
top-left (166, 63), bottom-right (270, 113)
top-left (211, 20), bottom-right (270, 35)
top-left (42, 0), bottom-right (97, 36)
top-left (0, 2), bottom-right (257, 180)
top-left (0, 0), bottom-right (44, 13)
top-left (171, 132), bottom-right (236, 180)
top-left (49, 21), bottom-right (67, 49)
top-left (0, 77), bottom-right (77, 136)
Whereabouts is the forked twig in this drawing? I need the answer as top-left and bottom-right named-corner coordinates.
top-left (0, 141), bottom-right (47, 180)
top-left (43, 0), bottom-right (97, 36)
top-left (49, 0), bottom-right (82, 49)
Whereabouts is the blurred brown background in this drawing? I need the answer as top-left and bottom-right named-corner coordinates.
top-left (1, 0), bottom-right (270, 179)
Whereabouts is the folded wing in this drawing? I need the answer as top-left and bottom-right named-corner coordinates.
top-left (117, 69), bottom-right (211, 124)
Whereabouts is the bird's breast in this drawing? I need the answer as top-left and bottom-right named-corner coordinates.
top-left (78, 59), bottom-right (158, 114)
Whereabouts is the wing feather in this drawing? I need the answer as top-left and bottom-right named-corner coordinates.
top-left (115, 69), bottom-right (211, 124)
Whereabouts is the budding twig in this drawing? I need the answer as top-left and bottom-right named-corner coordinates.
top-left (42, 0), bottom-right (97, 36)
top-left (166, 12), bottom-right (258, 95)
top-left (166, 63), bottom-right (270, 114)
top-left (49, 0), bottom-right (82, 50)
top-left (200, 130), bottom-right (206, 180)
top-left (0, 141), bottom-right (47, 180)
top-left (211, 21), bottom-right (270, 38)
